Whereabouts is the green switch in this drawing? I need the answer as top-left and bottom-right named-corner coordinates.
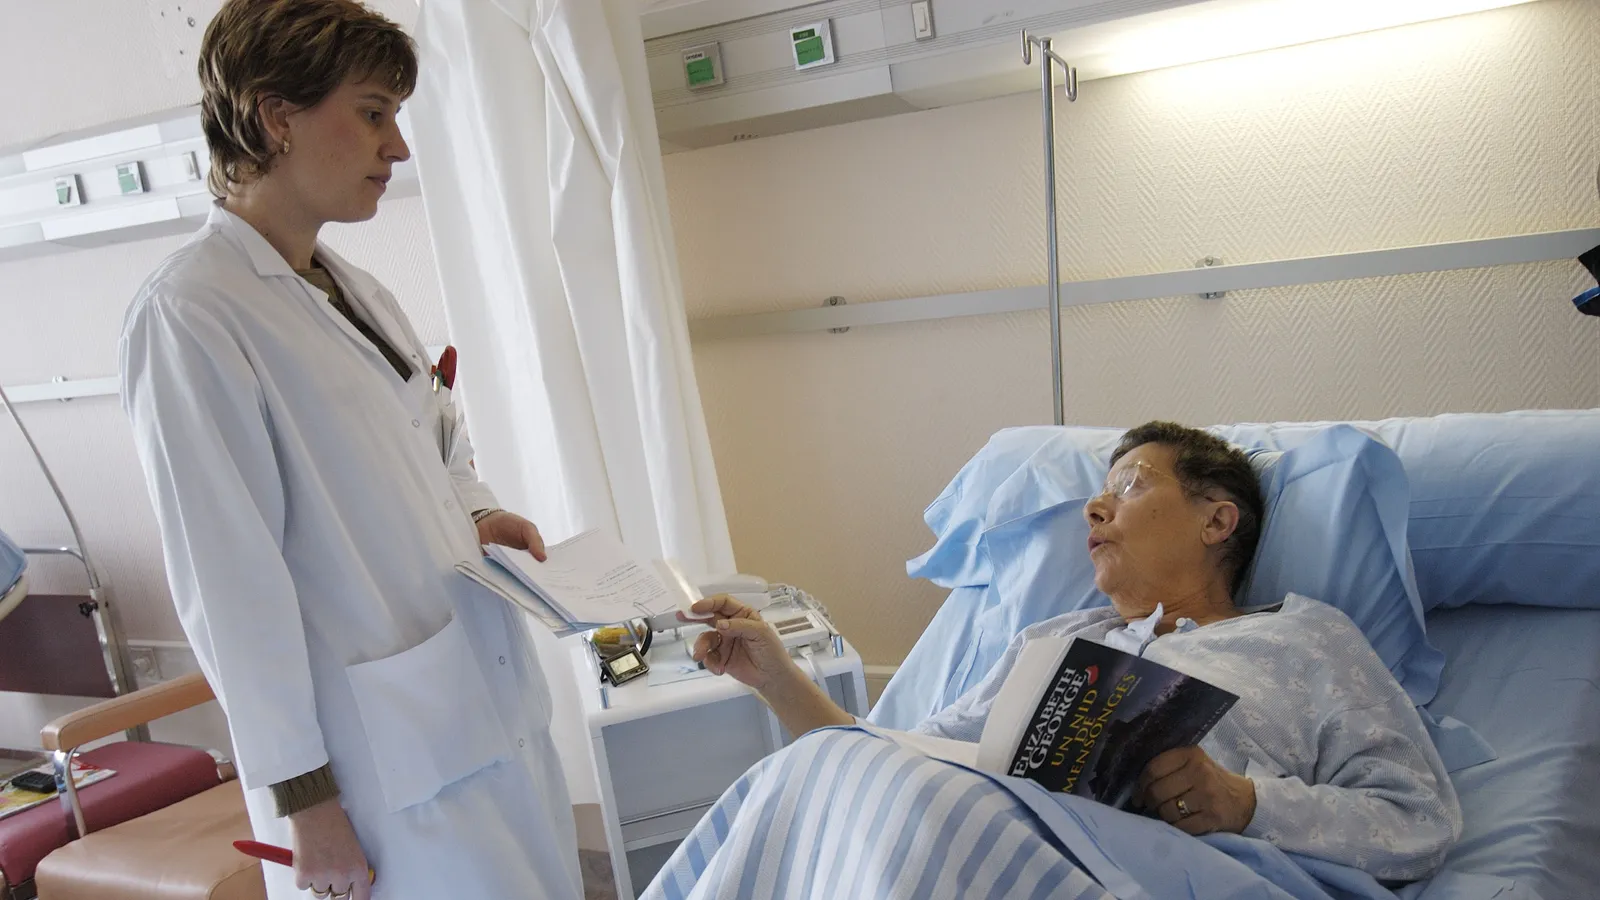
top-left (686, 55), bottom-right (715, 86)
top-left (794, 31), bottom-right (822, 65)
top-left (116, 162), bottom-right (146, 195)
top-left (54, 175), bottom-right (81, 207)
top-left (790, 21), bottom-right (834, 70)
top-left (681, 42), bottom-right (724, 90)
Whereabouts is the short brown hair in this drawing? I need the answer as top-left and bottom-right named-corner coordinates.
top-left (198, 0), bottom-right (417, 197)
top-left (1111, 421), bottom-right (1265, 594)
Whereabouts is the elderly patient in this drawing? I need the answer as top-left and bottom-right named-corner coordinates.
top-left (691, 422), bottom-right (1462, 883)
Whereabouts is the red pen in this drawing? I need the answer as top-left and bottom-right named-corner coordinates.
top-left (234, 840), bottom-right (376, 885)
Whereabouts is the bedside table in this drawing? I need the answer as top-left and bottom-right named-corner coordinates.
top-left (570, 631), bottom-right (867, 899)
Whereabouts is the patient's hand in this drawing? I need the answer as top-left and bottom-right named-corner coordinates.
top-left (1136, 745), bottom-right (1257, 836)
top-left (686, 595), bottom-right (797, 692)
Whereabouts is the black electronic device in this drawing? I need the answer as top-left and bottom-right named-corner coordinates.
top-left (10, 770), bottom-right (56, 794)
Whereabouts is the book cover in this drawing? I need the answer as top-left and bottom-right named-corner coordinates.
top-left (1002, 639), bottom-right (1236, 810)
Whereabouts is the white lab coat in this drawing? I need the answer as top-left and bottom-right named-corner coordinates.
top-left (120, 203), bottom-right (583, 899)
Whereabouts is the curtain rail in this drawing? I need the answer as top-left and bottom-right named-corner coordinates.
top-left (688, 227), bottom-right (1600, 341)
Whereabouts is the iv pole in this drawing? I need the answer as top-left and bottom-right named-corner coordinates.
top-left (1022, 31), bottom-right (1078, 426)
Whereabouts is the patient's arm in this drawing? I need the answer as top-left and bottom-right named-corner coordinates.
top-left (757, 665), bottom-right (856, 736)
top-left (688, 596), bottom-right (854, 736)
top-left (1244, 693), bottom-right (1462, 882)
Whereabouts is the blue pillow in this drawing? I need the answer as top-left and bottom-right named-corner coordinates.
top-left (906, 427), bottom-right (1122, 588)
top-left (1224, 426), bottom-right (1442, 705)
top-left (1214, 411), bottom-right (1600, 611)
top-left (1366, 411), bottom-right (1600, 610)
top-left (899, 425), bottom-right (1442, 711)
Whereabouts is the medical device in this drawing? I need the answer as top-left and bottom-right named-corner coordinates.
top-left (660, 577), bottom-right (841, 656)
top-left (755, 584), bottom-right (840, 655)
top-left (585, 575), bottom-right (842, 688)
top-left (599, 644), bottom-right (651, 686)
top-left (588, 620), bottom-right (653, 686)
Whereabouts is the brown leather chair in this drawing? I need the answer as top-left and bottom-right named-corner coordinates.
top-left (28, 674), bottom-right (265, 900)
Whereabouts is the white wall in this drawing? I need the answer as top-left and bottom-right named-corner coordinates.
top-left (665, 0), bottom-right (1600, 666)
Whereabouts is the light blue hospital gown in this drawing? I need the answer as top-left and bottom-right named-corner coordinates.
top-left (915, 594), bottom-right (1463, 883)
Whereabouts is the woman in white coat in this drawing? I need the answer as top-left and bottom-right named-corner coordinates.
top-left (119, 2), bottom-right (583, 898)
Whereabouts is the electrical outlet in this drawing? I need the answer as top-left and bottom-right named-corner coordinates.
top-left (128, 646), bottom-right (162, 686)
top-left (911, 1), bottom-right (935, 41)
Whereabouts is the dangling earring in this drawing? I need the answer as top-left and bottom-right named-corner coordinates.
top-left (280, 138), bottom-right (291, 156)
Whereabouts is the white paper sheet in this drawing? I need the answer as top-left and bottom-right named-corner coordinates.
top-left (487, 529), bottom-right (684, 627)
top-left (456, 557), bottom-right (580, 638)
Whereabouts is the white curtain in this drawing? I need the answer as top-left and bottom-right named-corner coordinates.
top-left (410, 0), bottom-right (735, 798)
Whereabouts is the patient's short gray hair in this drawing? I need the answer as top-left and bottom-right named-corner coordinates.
top-left (1111, 421), bottom-right (1264, 594)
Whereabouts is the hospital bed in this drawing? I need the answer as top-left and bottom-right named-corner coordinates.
top-left (852, 408), bottom-right (1600, 900)
top-left (1424, 605), bottom-right (1600, 899)
top-left (642, 409), bottom-right (1597, 899)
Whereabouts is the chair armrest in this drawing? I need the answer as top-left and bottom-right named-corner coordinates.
top-left (41, 671), bottom-right (215, 752)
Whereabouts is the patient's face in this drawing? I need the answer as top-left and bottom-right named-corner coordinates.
top-left (1083, 444), bottom-right (1213, 606)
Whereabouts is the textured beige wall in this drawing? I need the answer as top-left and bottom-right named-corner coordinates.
top-left (664, 0), bottom-right (1600, 666)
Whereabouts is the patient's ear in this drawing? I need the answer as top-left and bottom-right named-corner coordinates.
top-left (1200, 500), bottom-right (1240, 548)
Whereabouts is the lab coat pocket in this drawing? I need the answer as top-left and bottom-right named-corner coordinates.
top-left (346, 617), bottom-right (513, 813)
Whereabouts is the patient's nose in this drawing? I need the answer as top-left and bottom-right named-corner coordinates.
top-left (1084, 493), bottom-right (1111, 526)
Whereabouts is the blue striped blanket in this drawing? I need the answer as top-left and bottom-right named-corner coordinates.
top-left (644, 727), bottom-right (1109, 900)
top-left (642, 728), bottom-right (1534, 900)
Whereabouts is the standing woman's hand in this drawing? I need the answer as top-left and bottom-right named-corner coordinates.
top-left (476, 510), bottom-right (547, 561)
top-left (288, 798), bottom-right (373, 900)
